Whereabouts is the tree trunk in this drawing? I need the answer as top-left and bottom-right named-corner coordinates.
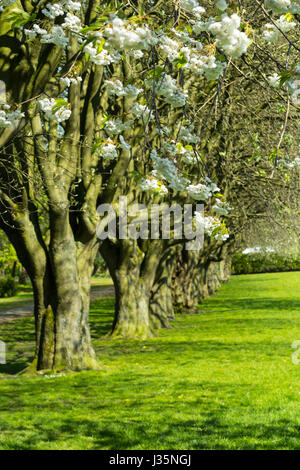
top-left (172, 247), bottom-right (204, 313)
top-left (150, 247), bottom-right (176, 329)
top-left (2, 210), bottom-right (100, 371)
top-left (101, 239), bottom-right (163, 338)
top-left (29, 240), bottom-right (99, 371)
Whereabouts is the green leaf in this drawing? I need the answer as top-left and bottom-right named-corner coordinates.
top-left (279, 70), bottom-right (291, 88)
top-left (51, 99), bottom-right (68, 114)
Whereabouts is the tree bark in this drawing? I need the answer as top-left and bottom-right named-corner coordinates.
top-left (172, 241), bottom-right (231, 312)
top-left (150, 247), bottom-right (176, 329)
top-left (2, 209), bottom-right (99, 371)
top-left (172, 247), bottom-right (204, 313)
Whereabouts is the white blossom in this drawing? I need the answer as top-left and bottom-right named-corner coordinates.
top-left (186, 183), bottom-right (212, 200)
top-left (105, 80), bottom-right (142, 98)
top-left (62, 12), bottom-right (82, 32)
top-left (209, 14), bottom-right (250, 58)
top-left (180, 0), bottom-right (205, 17)
top-left (194, 212), bottom-right (220, 236)
top-left (131, 102), bottom-right (154, 121)
top-left (216, 0), bottom-right (227, 11)
top-left (212, 198), bottom-right (231, 216)
top-left (104, 17), bottom-right (158, 51)
top-left (139, 177), bottom-right (168, 195)
top-left (60, 76), bottom-right (82, 87)
top-left (98, 140), bottom-right (118, 159)
top-left (104, 118), bottom-right (133, 135)
top-left (146, 74), bottom-right (187, 108)
top-left (268, 72), bottom-right (281, 87)
top-left (178, 125), bottom-right (199, 144)
top-left (265, 0), bottom-right (292, 14)
top-left (40, 26), bottom-right (69, 48)
top-left (263, 15), bottom-right (296, 43)
top-left (24, 24), bottom-right (48, 39)
top-left (0, 107), bottom-right (24, 128)
top-left (38, 97), bottom-right (71, 122)
top-left (42, 3), bottom-right (65, 19)
top-left (84, 43), bottom-right (121, 65)
top-left (151, 151), bottom-right (190, 192)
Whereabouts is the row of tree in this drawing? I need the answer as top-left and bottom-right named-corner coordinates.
top-left (0, 0), bottom-right (299, 371)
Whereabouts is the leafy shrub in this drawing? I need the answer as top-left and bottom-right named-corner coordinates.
top-left (232, 252), bottom-right (300, 274)
top-left (0, 277), bottom-right (19, 298)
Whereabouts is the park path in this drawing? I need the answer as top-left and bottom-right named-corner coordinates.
top-left (0, 285), bottom-right (115, 324)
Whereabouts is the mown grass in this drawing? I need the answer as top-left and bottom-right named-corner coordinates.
top-left (0, 272), bottom-right (300, 450)
top-left (0, 286), bottom-right (33, 311)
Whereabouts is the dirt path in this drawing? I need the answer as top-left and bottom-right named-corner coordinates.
top-left (0, 285), bottom-right (115, 324)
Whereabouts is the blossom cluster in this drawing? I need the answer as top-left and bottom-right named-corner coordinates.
top-left (265, 0), bottom-right (300, 14)
top-left (104, 80), bottom-right (142, 99)
top-left (0, 0), bottom-right (296, 248)
top-left (60, 76), bottom-right (82, 87)
top-left (105, 119), bottom-right (133, 135)
top-left (97, 139), bottom-right (118, 160)
top-left (131, 102), bottom-right (154, 121)
top-left (194, 211), bottom-right (229, 241)
top-left (208, 14), bottom-right (251, 59)
top-left (186, 183), bottom-right (216, 201)
top-left (139, 177), bottom-right (168, 196)
top-left (145, 74), bottom-right (187, 108)
top-left (193, 13), bottom-right (250, 60)
top-left (42, 1), bottom-right (81, 19)
top-left (263, 15), bottom-right (296, 43)
top-left (0, 105), bottom-right (24, 128)
top-left (212, 199), bottom-right (231, 216)
top-left (151, 150), bottom-right (190, 192)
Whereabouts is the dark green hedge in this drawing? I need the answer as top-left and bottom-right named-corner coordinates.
top-left (0, 277), bottom-right (19, 298)
top-left (231, 252), bottom-right (300, 274)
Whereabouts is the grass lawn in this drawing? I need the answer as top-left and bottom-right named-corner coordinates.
top-left (0, 271), bottom-right (300, 450)
top-left (0, 286), bottom-right (33, 311)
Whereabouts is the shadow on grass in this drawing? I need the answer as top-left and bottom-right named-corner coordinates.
top-left (89, 297), bottom-right (114, 338)
top-left (59, 414), bottom-right (300, 449)
top-left (0, 360), bottom-right (30, 375)
top-left (4, 412), bottom-right (300, 450)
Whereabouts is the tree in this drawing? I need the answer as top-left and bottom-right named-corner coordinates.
top-left (0, 0), bottom-right (299, 370)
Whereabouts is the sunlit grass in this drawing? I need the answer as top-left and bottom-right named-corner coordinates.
top-left (91, 276), bottom-right (113, 287)
top-left (0, 272), bottom-right (300, 450)
top-left (0, 290), bottom-right (33, 310)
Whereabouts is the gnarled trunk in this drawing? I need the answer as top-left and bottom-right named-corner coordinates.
top-left (2, 210), bottom-right (100, 371)
top-left (150, 247), bottom-right (176, 330)
top-left (31, 240), bottom-right (99, 371)
top-left (172, 247), bottom-right (205, 313)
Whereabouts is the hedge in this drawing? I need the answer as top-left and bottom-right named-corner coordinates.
top-left (231, 252), bottom-right (300, 274)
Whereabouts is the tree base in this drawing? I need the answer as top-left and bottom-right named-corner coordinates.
top-left (18, 355), bottom-right (101, 375)
top-left (110, 323), bottom-right (154, 339)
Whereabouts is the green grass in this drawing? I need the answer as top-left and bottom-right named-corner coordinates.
top-left (0, 272), bottom-right (300, 450)
top-left (0, 286), bottom-right (33, 310)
